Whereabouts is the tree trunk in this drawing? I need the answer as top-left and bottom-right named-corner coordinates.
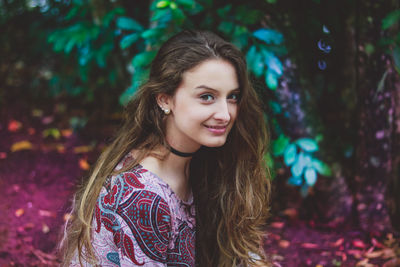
top-left (353, 0), bottom-right (397, 234)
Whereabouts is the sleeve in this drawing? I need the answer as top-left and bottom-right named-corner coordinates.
top-left (93, 178), bottom-right (173, 267)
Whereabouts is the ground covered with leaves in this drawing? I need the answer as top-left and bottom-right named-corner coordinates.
top-left (0, 105), bottom-right (399, 267)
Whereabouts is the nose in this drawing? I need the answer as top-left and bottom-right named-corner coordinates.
top-left (213, 100), bottom-right (231, 122)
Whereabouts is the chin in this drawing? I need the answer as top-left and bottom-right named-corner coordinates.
top-left (202, 138), bottom-right (228, 148)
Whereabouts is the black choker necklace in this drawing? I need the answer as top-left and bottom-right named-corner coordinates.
top-left (169, 146), bottom-right (196, 157)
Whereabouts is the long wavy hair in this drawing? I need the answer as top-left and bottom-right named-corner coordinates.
top-left (60, 30), bottom-right (271, 267)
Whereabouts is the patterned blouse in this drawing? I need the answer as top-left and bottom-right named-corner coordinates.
top-left (70, 154), bottom-right (196, 266)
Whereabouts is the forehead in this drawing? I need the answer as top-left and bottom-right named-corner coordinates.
top-left (179, 59), bottom-right (239, 90)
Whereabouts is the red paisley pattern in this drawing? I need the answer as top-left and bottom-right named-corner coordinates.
top-left (92, 162), bottom-right (196, 266)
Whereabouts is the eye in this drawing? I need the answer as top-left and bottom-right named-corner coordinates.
top-left (200, 94), bottom-right (214, 102)
top-left (228, 92), bottom-right (240, 102)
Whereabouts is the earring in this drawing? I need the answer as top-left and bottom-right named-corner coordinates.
top-left (160, 106), bottom-right (170, 115)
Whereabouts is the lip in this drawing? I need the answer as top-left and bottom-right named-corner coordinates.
top-left (204, 125), bottom-right (227, 134)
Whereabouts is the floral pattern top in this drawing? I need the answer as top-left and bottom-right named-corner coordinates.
top-left (70, 153), bottom-right (196, 266)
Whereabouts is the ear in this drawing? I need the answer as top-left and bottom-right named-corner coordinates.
top-left (156, 93), bottom-right (172, 110)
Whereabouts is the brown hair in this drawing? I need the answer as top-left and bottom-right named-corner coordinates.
top-left (60, 30), bottom-right (271, 267)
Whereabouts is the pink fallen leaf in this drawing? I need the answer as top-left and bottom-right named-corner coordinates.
top-left (42, 223), bottom-right (50, 234)
top-left (8, 120), bottom-right (22, 132)
top-left (0, 152), bottom-right (7, 159)
top-left (300, 242), bottom-right (318, 249)
top-left (352, 239), bottom-right (367, 249)
top-left (63, 213), bottom-right (73, 222)
top-left (15, 208), bottom-right (25, 217)
top-left (331, 238), bottom-right (344, 247)
top-left (61, 129), bottom-right (73, 138)
top-left (347, 249), bottom-right (363, 259)
top-left (38, 209), bottom-right (56, 218)
top-left (270, 222), bottom-right (284, 229)
top-left (364, 249), bottom-right (384, 259)
top-left (278, 240), bottom-right (290, 248)
top-left (28, 128), bottom-right (36, 135)
top-left (371, 237), bottom-right (384, 248)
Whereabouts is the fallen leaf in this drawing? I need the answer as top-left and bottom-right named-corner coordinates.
top-left (383, 258), bottom-right (400, 267)
top-left (8, 120), bottom-right (22, 132)
top-left (32, 109), bottom-right (43, 117)
top-left (371, 237), bottom-right (384, 248)
top-left (332, 238), bottom-right (344, 247)
top-left (270, 222), bottom-right (284, 229)
top-left (278, 240), bottom-right (290, 248)
top-left (315, 264), bottom-right (324, 267)
top-left (28, 128), bottom-right (36, 135)
top-left (42, 116), bottom-right (54, 125)
top-left (42, 128), bottom-right (61, 139)
top-left (74, 145), bottom-right (93, 154)
top-left (355, 258), bottom-right (374, 267)
top-left (61, 129), bottom-right (73, 138)
top-left (364, 250), bottom-right (384, 258)
top-left (353, 239), bottom-right (367, 249)
top-left (79, 158), bottom-right (90, 170)
top-left (63, 213), bottom-right (73, 222)
top-left (0, 152), bottom-right (7, 159)
top-left (15, 208), bottom-right (25, 217)
top-left (56, 144), bottom-right (65, 153)
top-left (38, 209), bottom-right (56, 218)
top-left (348, 249), bottom-right (363, 259)
top-left (42, 223), bottom-right (50, 234)
top-left (301, 243), bottom-right (319, 249)
top-left (282, 208), bottom-right (298, 219)
top-left (11, 140), bottom-right (34, 152)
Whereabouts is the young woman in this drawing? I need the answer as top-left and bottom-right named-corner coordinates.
top-left (60, 30), bottom-right (271, 267)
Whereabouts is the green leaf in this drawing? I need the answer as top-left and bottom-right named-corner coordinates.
top-left (382, 10), bottom-right (400, 30)
top-left (304, 168), bottom-right (317, 186)
top-left (253, 28), bottom-right (283, 45)
top-left (291, 158), bottom-right (304, 177)
top-left (156, 0), bottom-right (170, 8)
top-left (269, 101), bottom-right (281, 114)
top-left (265, 69), bottom-right (278, 90)
top-left (235, 6), bottom-right (261, 25)
top-left (170, 2), bottom-right (177, 9)
top-left (171, 7), bottom-right (185, 24)
top-left (151, 8), bottom-right (172, 22)
top-left (296, 138), bottom-right (319, 152)
top-left (393, 46), bottom-right (400, 74)
top-left (218, 21), bottom-right (235, 35)
top-left (262, 50), bottom-right (283, 76)
top-left (283, 144), bottom-right (296, 166)
top-left (272, 134), bottom-right (290, 156)
top-left (365, 43), bottom-right (375, 55)
top-left (176, 0), bottom-right (195, 7)
top-left (246, 46), bottom-right (264, 77)
top-left (141, 28), bottom-right (162, 39)
top-left (132, 51), bottom-right (157, 67)
top-left (116, 17), bottom-right (143, 31)
top-left (311, 158), bottom-right (332, 176)
top-left (300, 184), bottom-right (309, 197)
top-left (217, 4), bottom-right (232, 17)
top-left (120, 33), bottom-right (140, 49)
top-left (264, 152), bottom-right (274, 169)
top-left (266, 0), bottom-right (277, 3)
top-left (288, 176), bottom-right (302, 186)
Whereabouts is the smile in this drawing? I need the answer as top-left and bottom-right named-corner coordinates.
top-left (204, 125), bottom-right (227, 134)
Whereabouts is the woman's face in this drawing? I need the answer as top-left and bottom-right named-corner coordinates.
top-left (161, 59), bottom-right (240, 152)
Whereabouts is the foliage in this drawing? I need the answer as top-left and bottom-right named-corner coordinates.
top-left (2, 0), bottom-right (338, 196)
top-left (381, 9), bottom-right (400, 74)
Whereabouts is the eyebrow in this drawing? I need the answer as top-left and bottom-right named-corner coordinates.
top-left (194, 85), bottom-right (240, 92)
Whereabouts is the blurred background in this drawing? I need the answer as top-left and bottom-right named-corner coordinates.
top-left (0, 0), bottom-right (399, 266)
